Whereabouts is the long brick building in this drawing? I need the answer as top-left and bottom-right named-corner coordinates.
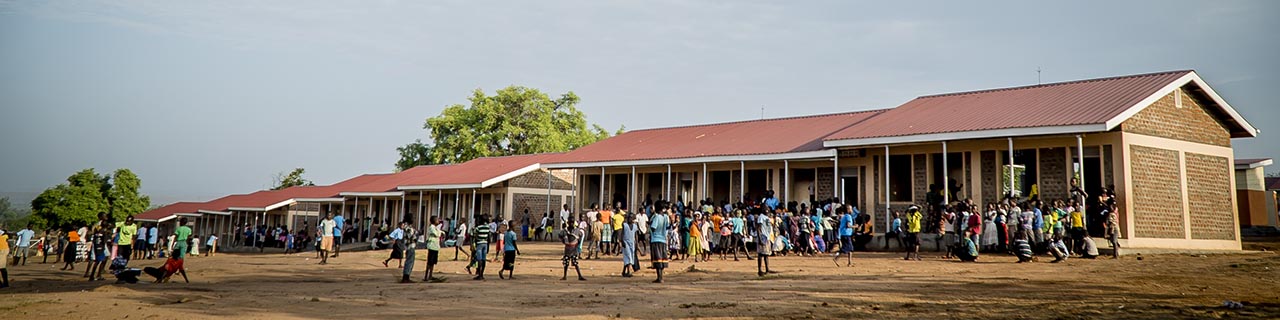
top-left (139, 69), bottom-right (1260, 251)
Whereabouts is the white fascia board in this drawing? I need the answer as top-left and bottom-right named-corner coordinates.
top-left (398, 183), bottom-right (484, 191)
top-left (480, 163), bottom-right (543, 188)
top-left (294, 197), bottom-right (346, 203)
top-left (156, 215), bottom-right (177, 223)
top-left (822, 124), bottom-right (1108, 148)
top-left (1236, 159), bottom-right (1273, 170)
top-left (540, 149), bottom-right (839, 169)
top-left (1103, 72), bottom-right (1259, 137)
top-left (338, 191), bottom-right (405, 197)
top-left (262, 199), bottom-right (296, 211)
top-left (197, 210), bottom-right (231, 215)
top-left (176, 213), bottom-right (203, 217)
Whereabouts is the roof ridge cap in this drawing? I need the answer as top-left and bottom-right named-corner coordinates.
top-left (626, 109), bottom-right (890, 133)
top-left (917, 69), bottom-right (1194, 99)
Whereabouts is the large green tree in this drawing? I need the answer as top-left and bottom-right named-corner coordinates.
top-left (272, 168), bottom-right (315, 190)
top-left (0, 197), bottom-right (32, 230)
top-left (395, 86), bottom-right (619, 171)
top-left (29, 168), bottom-right (152, 229)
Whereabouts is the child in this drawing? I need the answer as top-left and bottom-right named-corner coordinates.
top-left (621, 214), bottom-right (639, 277)
top-left (423, 216), bottom-right (444, 282)
top-left (499, 221), bottom-right (520, 280)
top-left (0, 230), bottom-right (9, 288)
top-left (560, 219), bottom-right (586, 281)
top-left (956, 231), bottom-right (979, 262)
top-left (190, 235), bottom-right (201, 257)
top-left (400, 221), bottom-right (418, 283)
top-left (205, 234), bottom-right (218, 257)
top-left (1014, 233), bottom-right (1035, 263)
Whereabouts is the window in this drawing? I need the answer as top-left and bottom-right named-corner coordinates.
top-left (1174, 88), bottom-right (1183, 108)
top-left (889, 155), bottom-right (912, 202)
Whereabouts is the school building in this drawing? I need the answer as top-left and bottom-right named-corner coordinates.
top-left (138, 69), bottom-right (1261, 251)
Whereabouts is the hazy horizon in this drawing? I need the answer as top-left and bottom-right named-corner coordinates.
top-left (2, 1), bottom-right (1276, 206)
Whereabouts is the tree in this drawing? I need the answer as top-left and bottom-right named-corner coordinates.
top-left (394, 139), bottom-right (436, 172)
top-left (108, 169), bottom-right (151, 218)
top-left (29, 168), bottom-right (153, 229)
top-left (272, 168), bottom-right (315, 190)
top-left (0, 197), bottom-right (32, 230)
top-left (397, 86), bottom-right (619, 167)
top-left (32, 169), bottom-right (110, 228)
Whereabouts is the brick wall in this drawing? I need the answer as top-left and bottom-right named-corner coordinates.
top-left (1185, 152), bottom-right (1236, 240)
top-left (913, 154), bottom-right (927, 204)
top-left (817, 170), bottom-right (834, 200)
top-left (1121, 89), bottom-right (1231, 147)
top-left (1103, 145), bottom-right (1115, 188)
top-left (512, 193), bottom-right (563, 218)
top-left (1130, 145), bottom-right (1186, 239)
top-left (1039, 147), bottom-right (1068, 201)
top-left (963, 152), bottom-right (972, 200)
top-left (981, 151), bottom-right (998, 205)
top-left (507, 169), bottom-right (575, 190)
top-left (730, 171), bottom-right (742, 202)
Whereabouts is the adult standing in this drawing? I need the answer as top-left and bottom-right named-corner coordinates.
top-left (318, 213), bottom-right (335, 265)
top-left (648, 202), bottom-right (671, 284)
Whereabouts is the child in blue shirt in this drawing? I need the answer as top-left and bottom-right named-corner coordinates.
top-left (499, 221), bottom-right (521, 280)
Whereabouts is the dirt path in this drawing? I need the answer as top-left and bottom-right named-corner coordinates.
top-left (2, 243), bottom-right (1278, 319)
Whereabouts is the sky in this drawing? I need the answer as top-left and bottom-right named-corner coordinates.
top-left (1, 0), bottom-right (1276, 205)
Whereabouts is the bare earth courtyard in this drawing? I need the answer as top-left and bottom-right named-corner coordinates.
top-left (2, 242), bottom-right (1278, 319)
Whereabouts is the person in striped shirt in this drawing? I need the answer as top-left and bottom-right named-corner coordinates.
top-left (470, 215), bottom-right (492, 281)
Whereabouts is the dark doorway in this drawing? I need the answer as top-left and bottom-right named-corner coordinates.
top-left (712, 171), bottom-right (731, 204)
top-left (611, 174), bottom-right (628, 209)
top-left (746, 169), bottom-right (768, 202)
top-left (841, 176), bottom-right (859, 210)
top-left (932, 153), bottom-right (965, 202)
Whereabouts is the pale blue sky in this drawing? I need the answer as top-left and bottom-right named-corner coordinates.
top-left (1, 1), bottom-right (1276, 204)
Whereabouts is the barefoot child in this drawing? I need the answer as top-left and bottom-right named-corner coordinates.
top-left (621, 214), bottom-right (639, 277)
top-left (648, 202), bottom-right (671, 283)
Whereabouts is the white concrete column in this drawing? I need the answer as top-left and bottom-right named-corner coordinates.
top-left (739, 161), bottom-right (746, 203)
top-left (885, 145), bottom-right (891, 231)
top-left (1008, 137), bottom-right (1015, 199)
top-left (600, 167), bottom-right (606, 208)
top-left (943, 141), bottom-right (950, 204)
top-left (666, 165), bottom-right (673, 200)
top-left (784, 160), bottom-right (790, 204)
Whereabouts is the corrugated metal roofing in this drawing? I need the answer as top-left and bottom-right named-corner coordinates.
top-left (824, 70), bottom-right (1193, 141)
top-left (136, 201), bottom-right (207, 221)
top-left (1266, 177), bottom-right (1280, 191)
top-left (547, 111), bottom-right (885, 164)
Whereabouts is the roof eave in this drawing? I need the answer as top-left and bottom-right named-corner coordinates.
top-left (823, 124), bottom-right (1109, 148)
top-left (1102, 71), bottom-right (1259, 137)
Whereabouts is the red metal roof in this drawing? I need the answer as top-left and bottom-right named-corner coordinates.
top-left (347, 153), bottom-right (565, 190)
top-left (1267, 177), bottom-right (1280, 191)
top-left (547, 111), bottom-right (884, 164)
top-left (824, 70), bottom-right (1193, 142)
top-left (136, 201), bottom-right (207, 221)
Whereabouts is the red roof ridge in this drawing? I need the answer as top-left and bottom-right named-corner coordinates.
top-left (624, 109), bottom-right (889, 133)
top-left (917, 69), bottom-right (1194, 99)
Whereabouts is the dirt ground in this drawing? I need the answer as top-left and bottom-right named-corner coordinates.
top-left (2, 241), bottom-right (1278, 320)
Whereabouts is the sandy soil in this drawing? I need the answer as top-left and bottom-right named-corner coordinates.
top-left (2, 242), bottom-right (1278, 319)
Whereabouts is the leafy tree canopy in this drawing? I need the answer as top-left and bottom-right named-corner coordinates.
top-left (395, 86), bottom-right (620, 171)
top-left (30, 168), bottom-right (151, 229)
top-left (272, 168), bottom-right (315, 190)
